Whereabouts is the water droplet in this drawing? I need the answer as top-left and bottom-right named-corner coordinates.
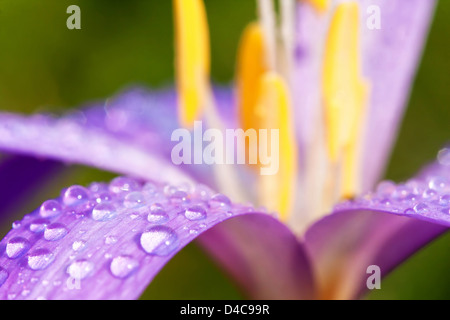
top-left (194, 184), bottom-right (213, 201)
top-left (44, 223), bottom-right (68, 241)
top-left (40, 199), bottom-right (62, 218)
top-left (72, 240), bottom-right (87, 252)
top-left (393, 185), bottom-right (411, 200)
top-left (6, 237), bottom-right (30, 259)
top-left (170, 190), bottom-right (189, 204)
top-left (422, 188), bottom-right (437, 199)
top-left (439, 194), bottom-right (450, 206)
top-left (404, 208), bottom-right (415, 215)
top-left (163, 185), bottom-right (178, 196)
top-left (12, 221), bottom-right (21, 229)
top-left (21, 289), bottom-right (30, 297)
top-left (105, 235), bottom-right (118, 245)
top-left (95, 192), bottom-right (113, 204)
top-left (184, 205), bottom-right (207, 221)
top-left (67, 260), bottom-right (94, 280)
top-left (147, 206), bottom-right (169, 224)
top-left (29, 219), bottom-right (49, 233)
top-left (109, 177), bottom-right (140, 194)
top-left (438, 148), bottom-right (450, 166)
top-left (140, 226), bottom-right (179, 256)
top-left (124, 192), bottom-right (145, 208)
top-left (0, 267), bottom-right (9, 287)
top-left (28, 248), bottom-right (55, 270)
top-left (375, 181), bottom-right (396, 196)
top-left (413, 203), bottom-right (429, 214)
top-left (63, 185), bottom-right (90, 206)
top-left (142, 182), bottom-right (158, 194)
top-left (89, 182), bottom-right (108, 193)
top-left (92, 203), bottom-right (117, 221)
top-left (429, 177), bottom-right (449, 192)
top-left (110, 255), bottom-right (139, 278)
top-left (209, 194), bottom-right (231, 208)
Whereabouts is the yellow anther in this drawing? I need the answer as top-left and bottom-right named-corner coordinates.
top-left (256, 72), bottom-right (298, 221)
top-left (302, 0), bottom-right (330, 12)
top-left (173, 0), bottom-right (210, 128)
top-left (236, 22), bottom-right (269, 132)
top-left (322, 2), bottom-right (369, 197)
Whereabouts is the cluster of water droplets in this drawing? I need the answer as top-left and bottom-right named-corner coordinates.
top-left (334, 148), bottom-right (450, 225)
top-left (0, 176), bottom-right (253, 298)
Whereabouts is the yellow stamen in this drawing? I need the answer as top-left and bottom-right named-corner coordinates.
top-left (236, 22), bottom-right (268, 132)
top-left (256, 73), bottom-right (298, 221)
top-left (173, 0), bottom-right (210, 128)
top-left (322, 2), bottom-right (369, 197)
top-left (302, 0), bottom-right (330, 12)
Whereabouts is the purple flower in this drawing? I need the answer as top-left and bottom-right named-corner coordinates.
top-left (0, 0), bottom-right (447, 300)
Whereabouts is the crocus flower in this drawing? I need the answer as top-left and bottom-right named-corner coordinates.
top-left (0, 0), bottom-right (448, 300)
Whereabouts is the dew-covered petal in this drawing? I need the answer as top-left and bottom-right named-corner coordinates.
top-left (0, 178), bottom-right (314, 300)
top-left (304, 156), bottom-right (450, 299)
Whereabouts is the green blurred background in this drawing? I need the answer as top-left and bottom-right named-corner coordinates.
top-left (0, 0), bottom-right (449, 299)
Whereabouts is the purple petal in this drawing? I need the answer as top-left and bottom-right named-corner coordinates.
top-left (0, 178), bottom-right (313, 300)
top-left (293, 1), bottom-right (436, 189)
top-left (360, 0), bottom-right (437, 190)
top-left (199, 214), bottom-right (315, 299)
top-left (304, 156), bottom-right (450, 299)
top-left (0, 88), bottom-right (236, 190)
top-left (0, 111), bottom-right (193, 187)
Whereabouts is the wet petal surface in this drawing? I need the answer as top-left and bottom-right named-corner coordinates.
top-left (305, 155), bottom-right (450, 299)
top-left (0, 177), bottom-right (313, 300)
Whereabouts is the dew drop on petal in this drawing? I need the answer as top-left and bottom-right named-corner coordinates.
top-left (44, 223), bottom-right (68, 241)
top-left (439, 194), bottom-right (450, 206)
top-left (12, 221), bottom-right (21, 229)
top-left (147, 206), bottom-right (169, 224)
top-left (142, 182), bottom-right (158, 194)
top-left (105, 236), bottom-right (118, 245)
top-left (0, 267), bottom-right (9, 287)
top-left (40, 200), bottom-right (63, 218)
top-left (437, 148), bottom-right (450, 166)
top-left (72, 240), bottom-right (87, 252)
top-left (29, 219), bottom-right (49, 233)
top-left (404, 208), bottom-right (415, 215)
top-left (63, 185), bottom-right (90, 206)
top-left (6, 237), bottom-right (30, 259)
top-left (92, 203), bottom-right (117, 221)
top-left (109, 177), bottom-right (141, 194)
top-left (413, 203), bottom-right (429, 214)
top-left (28, 248), bottom-right (55, 270)
top-left (140, 226), bottom-right (179, 256)
top-left (376, 181), bottom-right (397, 196)
top-left (96, 192), bottom-right (113, 204)
top-left (67, 260), bottom-right (94, 280)
top-left (429, 177), bottom-right (449, 192)
top-left (184, 205), bottom-right (207, 221)
top-left (124, 192), bottom-right (145, 208)
top-left (209, 194), bottom-right (231, 208)
top-left (422, 188), bottom-right (437, 199)
top-left (110, 255), bottom-right (139, 278)
top-left (170, 190), bottom-right (189, 204)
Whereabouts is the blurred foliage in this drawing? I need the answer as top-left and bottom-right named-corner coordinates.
top-left (0, 0), bottom-right (449, 299)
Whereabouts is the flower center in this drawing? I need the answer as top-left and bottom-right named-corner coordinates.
top-left (172, 0), bottom-right (370, 234)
